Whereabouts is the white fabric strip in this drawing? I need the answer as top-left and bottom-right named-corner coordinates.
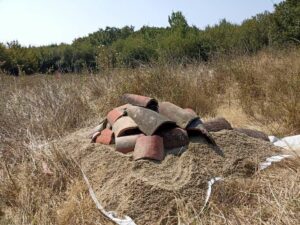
top-left (259, 154), bottom-right (292, 170)
top-left (81, 169), bottom-right (137, 225)
top-left (201, 177), bottom-right (223, 213)
top-left (269, 135), bottom-right (300, 150)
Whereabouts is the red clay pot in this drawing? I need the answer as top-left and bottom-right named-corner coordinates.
top-left (159, 102), bottom-right (199, 128)
top-left (133, 135), bottom-right (164, 161)
top-left (106, 108), bottom-right (125, 125)
top-left (127, 105), bottom-right (175, 135)
top-left (115, 134), bottom-right (144, 154)
top-left (95, 128), bottom-right (114, 145)
top-left (122, 94), bottom-right (158, 111)
top-left (158, 127), bottom-right (189, 149)
top-left (203, 117), bottom-right (233, 132)
top-left (112, 116), bottom-right (139, 137)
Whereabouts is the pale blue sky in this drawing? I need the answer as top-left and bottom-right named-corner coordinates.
top-left (0, 0), bottom-right (283, 47)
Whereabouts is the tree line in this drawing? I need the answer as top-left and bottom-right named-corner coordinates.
top-left (0, 0), bottom-right (299, 75)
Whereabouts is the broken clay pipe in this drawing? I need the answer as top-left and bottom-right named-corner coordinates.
top-left (133, 135), bottom-right (164, 161)
top-left (122, 94), bottom-right (158, 111)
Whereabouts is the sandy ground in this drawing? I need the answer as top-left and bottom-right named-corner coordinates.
top-left (58, 128), bottom-right (282, 225)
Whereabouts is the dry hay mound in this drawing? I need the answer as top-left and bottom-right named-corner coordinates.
top-left (58, 128), bottom-right (282, 225)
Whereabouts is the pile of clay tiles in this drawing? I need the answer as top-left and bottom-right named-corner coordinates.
top-left (90, 94), bottom-right (270, 161)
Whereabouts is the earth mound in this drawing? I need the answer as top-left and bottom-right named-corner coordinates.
top-left (58, 128), bottom-right (281, 225)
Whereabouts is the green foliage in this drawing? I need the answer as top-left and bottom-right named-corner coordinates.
top-left (0, 43), bottom-right (10, 71)
top-left (203, 19), bottom-right (239, 54)
top-left (270, 0), bottom-right (300, 44)
top-left (37, 45), bottom-right (62, 73)
top-left (74, 26), bottom-right (134, 46)
top-left (168, 11), bottom-right (188, 33)
top-left (112, 36), bottom-right (157, 67)
top-left (3, 41), bottom-right (39, 75)
top-left (159, 27), bottom-right (209, 62)
top-left (0, 1), bottom-right (299, 75)
top-left (237, 13), bottom-right (270, 53)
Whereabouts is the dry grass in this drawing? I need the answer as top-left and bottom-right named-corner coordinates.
top-left (0, 47), bottom-right (300, 224)
top-left (177, 158), bottom-right (300, 225)
top-left (0, 142), bottom-right (115, 225)
top-left (226, 48), bottom-right (300, 136)
top-left (0, 75), bottom-right (113, 225)
top-left (156, 158), bottom-right (300, 225)
top-left (90, 64), bottom-right (226, 116)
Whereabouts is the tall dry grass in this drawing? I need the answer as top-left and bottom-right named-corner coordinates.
top-left (100, 65), bottom-right (226, 116)
top-left (169, 158), bottom-right (300, 225)
top-left (225, 48), bottom-right (300, 135)
top-left (0, 47), bottom-right (300, 224)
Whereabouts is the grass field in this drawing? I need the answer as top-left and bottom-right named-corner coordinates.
top-left (0, 48), bottom-right (299, 224)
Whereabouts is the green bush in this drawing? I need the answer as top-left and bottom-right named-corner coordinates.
top-left (1, 0), bottom-right (299, 75)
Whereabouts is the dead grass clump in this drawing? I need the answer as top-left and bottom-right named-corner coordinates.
top-left (57, 180), bottom-right (116, 225)
top-left (1, 75), bottom-right (94, 142)
top-left (228, 48), bottom-right (300, 135)
top-left (165, 158), bottom-right (299, 225)
top-left (103, 65), bottom-right (223, 116)
top-left (206, 158), bottom-right (299, 224)
top-left (0, 142), bottom-right (116, 225)
top-left (0, 74), bottom-right (105, 224)
top-left (0, 144), bottom-right (79, 225)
